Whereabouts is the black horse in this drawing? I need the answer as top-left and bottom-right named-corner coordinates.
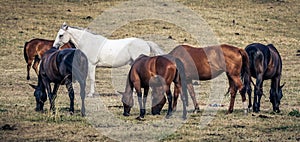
top-left (245, 43), bottom-right (285, 113)
top-left (30, 47), bottom-right (88, 116)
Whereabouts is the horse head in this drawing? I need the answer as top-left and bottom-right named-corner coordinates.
top-left (53, 22), bottom-right (79, 49)
top-left (118, 91), bottom-right (134, 116)
top-left (29, 84), bottom-right (47, 111)
top-left (270, 82), bottom-right (285, 113)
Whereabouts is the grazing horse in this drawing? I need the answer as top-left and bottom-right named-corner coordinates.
top-left (169, 44), bottom-right (251, 114)
top-left (52, 22), bottom-right (164, 96)
top-left (245, 43), bottom-right (285, 113)
top-left (23, 38), bottom-right (74, 80)
top-left (119, 54), bottom-right (188, 120)
top-left (29, 47), bottom-right (88, 116)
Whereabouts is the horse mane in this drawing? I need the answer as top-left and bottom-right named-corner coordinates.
top-left (68, 26), bottom-right (99, 36)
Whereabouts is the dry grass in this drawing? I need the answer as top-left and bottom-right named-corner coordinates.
top-left (0, 0), bottom-right (299, 141)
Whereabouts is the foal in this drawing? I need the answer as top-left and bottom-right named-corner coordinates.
top-left (30, 47), bottom-right (88, 116)
top-left (23, 38), bottom-right (74, 80)
top-left (245, 43), bottom-right (284, 113)
top-left (119, 54), bottom-right (188, 120)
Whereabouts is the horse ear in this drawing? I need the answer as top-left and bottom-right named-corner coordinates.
top-left (62, 22), bottom-right (68, 30)
top-left (280, 82), bottom-right (286, 88)
top-left (29, 84), bottom-right (37, 89)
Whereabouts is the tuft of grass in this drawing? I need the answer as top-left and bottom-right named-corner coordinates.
top-left (288, 109), bottom-right (300, 117)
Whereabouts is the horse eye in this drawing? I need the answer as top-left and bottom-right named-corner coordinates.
top-left (59, 34), bottom-right (63, 38)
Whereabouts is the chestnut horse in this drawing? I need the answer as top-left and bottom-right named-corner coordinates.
top-left (29, 47), bottom-right (88, 116)
top-left (119, 54), bottom-right (188, 120)
top-left (245, 43), bottom-right (284, 113)
top-left (23, 38), bottom-right (74, 80)
top-left (169, 44), bottom-right (251, 114)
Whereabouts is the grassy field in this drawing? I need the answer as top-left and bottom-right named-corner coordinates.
top-left (0, 0), bottom-right (299, 141)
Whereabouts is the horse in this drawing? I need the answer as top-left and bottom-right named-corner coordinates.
top-left (245, 43), bottom-right (285, 113)
top-left (118, 54), bottom-right (188, 120)
top-left (168, 44), bottom-right (251, 114)
top-left (23, 38), bottom-right (74, 80)
top-left (52, 22), bottom-right (164, 96)
top-left (29, 47), bottom-right (88, 116)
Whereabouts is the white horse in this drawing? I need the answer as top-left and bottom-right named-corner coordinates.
top-left (53, 22), bottom-right (165, 96)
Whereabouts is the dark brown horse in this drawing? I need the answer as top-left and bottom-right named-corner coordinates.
top-left (168, 44), bottom-right (251, 114)
top-left (245, 43), bottom-right (284, 113)
top-left (23, 38), bottom-right (74, 80)
top-left (119, 54), bottom-right (188, 120)
top-left (29, 47), bottom-right (88, 116)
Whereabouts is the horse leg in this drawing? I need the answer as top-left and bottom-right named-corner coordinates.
top-left (227, 74), bottom-right (247, 114)
top-left (26, 57), bottom-right (34, 80)
top-left (136, 88), bottom-right (144, 120)
top-left (247, 84), bottom-right (253, 111)
top-left (226, 76), bottom-right (237, 114)
top-left (165, 87), bottom-right (173, 119)
top-left (142, 87), bottom-right (149, 117)
top-left (32, 56), bottom-right (40, 76)
top-left (66, 81), bottom-right (75, 115)
top-left (173, 82), bottom-right (187, 119)
top-left (51, 83), bottom-right (59, 114)
top-left (270, 78), bottom-right (280, 113)
top-left (79, 81), bottom-right (86, 116)
top-left (43, 80), bottom-right (54, 114)
top-left (187, 81), bottom-right (200, 113)
top-left (254, 74), bottom-right (264, 113)
top-left (87, 63), bottom-right (96, 97)
top-left (172, 85), bottom-right (180, 111)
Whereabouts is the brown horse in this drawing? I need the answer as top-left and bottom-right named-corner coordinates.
top-left (23, 38), bottom-right (74, 80)
top-left (168, 44), bottom-right (251, 114)
top-left (119, 54), bottom-right (188, 120)
top-left (245, 43), bottom-right (284, 113)
top-left (29, 47), bottom-right (88, 116)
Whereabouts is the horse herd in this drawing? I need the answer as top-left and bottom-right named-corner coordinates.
top-left (24, 22), bottom-right (284, 119)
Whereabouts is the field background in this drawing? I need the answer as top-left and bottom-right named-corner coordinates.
top-left (0, 0), bottom-right (299, 141)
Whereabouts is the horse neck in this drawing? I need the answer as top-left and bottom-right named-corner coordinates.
top-left (68, 27), bottom-right (107, 47)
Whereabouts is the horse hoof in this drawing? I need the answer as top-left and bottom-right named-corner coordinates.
top-left (193, 108), bottom-right (200, 114)
top-left (123, 112), bottom-right (130, 116)
top-left (27, 76), bottom-right (30, 80)
top-left (136, 116), bottom-right (144, 120)
top-left (165, 114), bottom-right (172, 119)
top-left (70, 111), bottom-right (74, 115)
top-left (243, 109), bottom-right (248, 115)
top-left (87, 93), bottom-right (93, 97)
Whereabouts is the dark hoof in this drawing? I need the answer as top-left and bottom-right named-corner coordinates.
top-left (182, 115), bottom-right (187, 120)
top-left (27, 76), bottom-right (30, 80)
top-left (69, 111), bottom-right (74, 115)
top-left (165, 114), bottom-right (172, 119)
top-left (151, 112), bottom-right (161, 115)
top-left (274, 109), bottom-right (280, 113)
top-left (193, 107), bottom-right (200, 114)
top-left (136, 116), bottom-right (144, 120)
top-left (123, 112), bottom-right (130, 116)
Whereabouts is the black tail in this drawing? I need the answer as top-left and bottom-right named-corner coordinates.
top-left (175, 58), bottom-right (188, 106)
top-left (23, 41), bottom-right (29, 63)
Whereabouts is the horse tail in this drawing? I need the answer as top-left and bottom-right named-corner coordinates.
top-left (23, 41), bottom-right (29, 63)
top-left (71, 50), bottom-right (89, 82)
top-left (175, 58), bottom-right (188, 106)
top-left (146, 41), bottom-right (165, 56)
top-left (239, 49), bottom-right (251, 95)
